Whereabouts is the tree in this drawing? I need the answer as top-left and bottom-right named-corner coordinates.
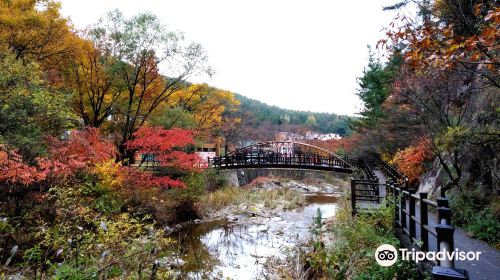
top-left (85, 10), bottom-right (211, 160)
top-left (220, 114), bottom-right (242, 155)
top-left (0, 0), bottom-right (77, 68)
top-left (1, 127), bottom-right (116, 189)
top-left (66, 38), bottom-right (123, 127)
top-left (167, 84), bottom-right (240, 139)
top-left (381, 0), bottom-right (499, 88)
top-left (125, 126), bottom-right (203, 188)
top-left (150, 106), bottom-right (196, 131)
top-left (0, 147), bottom-right (44, 187)
top-left (0, 52), bottom-right (73, 161)
top-left (353, 47), bottom-right (402, 129)
top-left (384, 66), bottom-right (489, 196)
top-left (363, 0), bottom-right (500, 196)
top-left (305, 115), bottom-right (317, 128)
top-left (40, 127), bottom-right (117, 181)
top-left (392, 139), bottom-right (432, 185)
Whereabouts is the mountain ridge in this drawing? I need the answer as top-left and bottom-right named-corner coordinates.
top-left (234, 93), bottom-right (352, 136)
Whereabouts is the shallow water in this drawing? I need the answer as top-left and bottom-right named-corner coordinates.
top-left (173, 194), bottom-right (338, 279)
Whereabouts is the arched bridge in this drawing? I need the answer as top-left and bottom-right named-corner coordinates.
top-left (208, 141), bottom-right (354, 172)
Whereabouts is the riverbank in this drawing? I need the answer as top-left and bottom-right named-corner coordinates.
top-left (197, 176), bottom-right (345, 219)
top-left (167, 175), bottom-right (347, 279)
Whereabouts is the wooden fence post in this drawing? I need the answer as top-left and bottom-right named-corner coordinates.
top-left (437, 198), bottom-right (449, 224)
top-left (400, 190), bottom-right (407, 230)
top-left (409, 189), bottom-right (417, 243)
top-left (435, 223), bottom-right (455, 268)
top-left (431, 197), bottom-right (468, 279)
top-left (351, 179), bottom-right (357, 216)
top-left (394, 186), bottom-right (399, 228)
top-left (419, 192), bottom-right (429, 251)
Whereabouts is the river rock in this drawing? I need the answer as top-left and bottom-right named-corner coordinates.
top-left (322, 185), bottom-right (334, 193)
top-left (6, 274), bottom-right (26, 280)
top-left (155, 257), bottom-right (186, 268)
top-left (304, 185), bottom-right (320, 192)
top-left (257, 225), bottom-right (269, 232)
top-left (270, 216), bottom-right (282, 222)
top-left (261, 181), bottom-right (277, 189)
top-left (163, 225), bottom-right (174, 233)
top-left (238, 203), bottom-right (248, 211)
top-left (227, 215), bottom-right (239, 222)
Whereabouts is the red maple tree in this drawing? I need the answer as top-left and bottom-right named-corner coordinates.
top-left (39, 127), bottom-right (117, 181)
top-left (125, 126), bottom-right (204, 188)
top-left (1, 128), bottom-right (117, 188)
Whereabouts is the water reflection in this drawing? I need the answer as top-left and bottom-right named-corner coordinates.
top-left (174, 194), bottom-right (338, 279)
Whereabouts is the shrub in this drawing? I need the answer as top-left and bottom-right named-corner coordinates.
top-left (305, 195), bottom-right (423, 279)
top-left (450, 188), bottom-right (500, 247)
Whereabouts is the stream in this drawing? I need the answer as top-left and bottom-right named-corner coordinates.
top-left (171, 194), bottom-right (339, 279)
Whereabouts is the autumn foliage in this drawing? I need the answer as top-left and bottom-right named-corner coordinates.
top-left (0, 128), bottom-right (116, 188)
top-left (380, 2), bottom-right (499, 86)
top-left (392, 139), bottom-right (432, 185)
top-left (307, 134), bottom-right (360, 154)
top-left (40, 128), bottom-right (117, 179)
top-left (126, 126), bottom-right (202, 170)
top-left (0, 147), bottom-right (44, 186)
top-left (124, 126), bottom-right (204, 188)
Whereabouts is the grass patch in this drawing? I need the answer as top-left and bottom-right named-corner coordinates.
top-left (198, 186), bottom-right (306, 215)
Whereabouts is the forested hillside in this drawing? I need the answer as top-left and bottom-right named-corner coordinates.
top-left (234, 93), bottom-right (351, 139)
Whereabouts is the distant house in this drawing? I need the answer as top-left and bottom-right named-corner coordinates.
top-left (275, 131), bottom-right (342, 142)
top-left (195, 143), bottom-right (219, 163)
top-left (275, 132), bottom-right (305, 142)
top-left (305, 131), bottom-right (320, 140)
top-left (318, 133), bottom-right (342, 140)
top-left (305, 131), bottom-right (341, 141)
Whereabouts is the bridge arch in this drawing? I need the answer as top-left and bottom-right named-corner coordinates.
top-left (209, 141), bottom-right (353, 172)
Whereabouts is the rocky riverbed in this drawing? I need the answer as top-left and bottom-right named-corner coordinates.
top-left (167, 176), bottom-right (347, 279)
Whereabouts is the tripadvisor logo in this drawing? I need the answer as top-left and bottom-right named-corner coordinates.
top-left (375, 244), bottom-right (398, 266)
top-left (375, 244), bottom-right (482, 266)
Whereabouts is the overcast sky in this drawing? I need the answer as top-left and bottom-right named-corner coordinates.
top-left (59, 0), bottom-right (399, 116)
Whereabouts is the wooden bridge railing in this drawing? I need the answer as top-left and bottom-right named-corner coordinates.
top-left (208, 154), bottom-right (353, 171)
top-left (379, 158), bottom-right (407, 184)
top-left (350, 159), bottom-right (381, 215)
top-left (350, 179), bottom-right (382, 215)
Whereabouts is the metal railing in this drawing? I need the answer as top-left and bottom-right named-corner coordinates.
top-left (208, 154), bottom-right (353, 171)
